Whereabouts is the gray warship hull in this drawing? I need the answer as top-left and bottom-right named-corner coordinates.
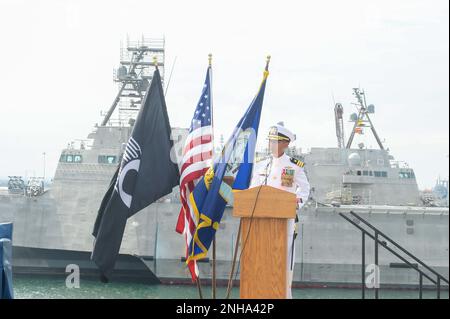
top-left (1, 185), bottom-right (448, 288)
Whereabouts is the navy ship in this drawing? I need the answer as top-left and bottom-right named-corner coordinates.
top-left (0, 38), bottom-right (448, 289)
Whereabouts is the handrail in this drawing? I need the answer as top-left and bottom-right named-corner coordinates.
top-left (349, 211), bottom-right (449, 285)
top-left (339, 214), bottom-right (437, 284)
top-left (339, 211), bottom-right (449, 299)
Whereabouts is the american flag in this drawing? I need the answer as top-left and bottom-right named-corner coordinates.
top-left (175, 65), bottom-right (213, 281)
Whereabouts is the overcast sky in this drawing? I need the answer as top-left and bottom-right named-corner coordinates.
top-left (0, 0), bottom-right (448, 189)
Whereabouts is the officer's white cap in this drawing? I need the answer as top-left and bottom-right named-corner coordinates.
top-left (267, 123), bottom-right (296, 142)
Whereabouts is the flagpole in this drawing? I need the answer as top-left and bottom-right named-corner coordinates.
top-left (196, 276), bottom-right (204, 299)
top-left (208, 53), bottom-right (218, 300)
top-left (212, 236), bottom-right (216, 299)
top-left (225, 220), bottom-right (242, 299)
top-left (265, 55), bottom-right (271, 71)
top-left (209, 53), bottom-right (213, 129)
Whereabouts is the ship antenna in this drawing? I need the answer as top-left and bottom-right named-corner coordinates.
top-left (164, 56), bottom-right (177, 97)
top-left (346, 88), bottom-right (384, 150)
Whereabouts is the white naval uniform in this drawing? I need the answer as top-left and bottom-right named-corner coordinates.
top-left (249, 153), bottom-right (310, 299)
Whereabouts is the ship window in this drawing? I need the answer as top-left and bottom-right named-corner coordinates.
top-left (98, 155), bottom-right (117, 164)
top-left (60, 154), bottom-right (82, 163)
top-left (369, 171), bottom-right (373, 176)
top-left (399, 171), bottom-right (413, 179)
top-left (377, 158), bottom-right (384, 166)
top-left (363, 170), bottom-right (369, 176)
top-left (374, 171), bottom-right (387, 178)
top-left (357, 170), bottom-right (362, 176)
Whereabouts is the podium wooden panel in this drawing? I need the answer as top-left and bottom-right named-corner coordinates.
top-left (233, 186), bottom-right (296, 299)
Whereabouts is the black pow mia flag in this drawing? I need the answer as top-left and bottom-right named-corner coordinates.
top-left (91, 68), bottom-right (180, 277)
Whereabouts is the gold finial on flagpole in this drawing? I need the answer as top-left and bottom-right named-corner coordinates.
top-left (265, 55), bottom-right (271, 70)
top-left (153, 56), bottom-right (158, 69)
top-left (208, 53), bottom-right (212, 66)
top-left (262, 55), bottom-right (271, 79)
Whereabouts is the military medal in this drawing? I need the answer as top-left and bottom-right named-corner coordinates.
top-left (281, 167), bottom-right (295, 187)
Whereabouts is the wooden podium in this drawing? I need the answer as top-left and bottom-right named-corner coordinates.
top-left (232, 185), bottom-right (297, 299)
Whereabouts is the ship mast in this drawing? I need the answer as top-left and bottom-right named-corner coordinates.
top-left (334, 103), bottom-right (345, 148)
top-left (101, 36), bottom-right (165, 126)
top-left (346, 88), bottom-right (384, 150)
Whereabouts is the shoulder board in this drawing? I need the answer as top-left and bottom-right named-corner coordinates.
top-left (290, 157), bottom-right (305, 168)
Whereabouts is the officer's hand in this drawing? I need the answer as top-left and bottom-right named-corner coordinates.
top-left (223, 176), bottom-right (235, 187)
top-left (296, 197), bottom-right (302, 209)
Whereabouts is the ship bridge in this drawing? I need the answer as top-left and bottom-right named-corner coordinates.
top-left (303, 147), bottom-right (421, 206)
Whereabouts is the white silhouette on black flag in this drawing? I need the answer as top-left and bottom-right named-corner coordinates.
top-left (91, 68), bottom-right (179, 278)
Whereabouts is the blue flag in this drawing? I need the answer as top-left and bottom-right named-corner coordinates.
top-left (0, 222), bottom-right (13, 299)
top-left (187, 61), bottom-right (270, 262)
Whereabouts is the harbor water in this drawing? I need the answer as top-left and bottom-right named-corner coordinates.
top-left (13, 275), bottom-right (448, 299)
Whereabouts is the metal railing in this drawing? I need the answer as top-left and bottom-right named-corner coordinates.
top-left (339, 211), bottom-right (449, 299)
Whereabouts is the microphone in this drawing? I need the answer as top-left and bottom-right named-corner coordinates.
top-left (263, 155), bottom-right (273, 185)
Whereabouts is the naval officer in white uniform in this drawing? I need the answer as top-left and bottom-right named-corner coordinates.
top-left (250, 124), bottom-right (310, 299)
